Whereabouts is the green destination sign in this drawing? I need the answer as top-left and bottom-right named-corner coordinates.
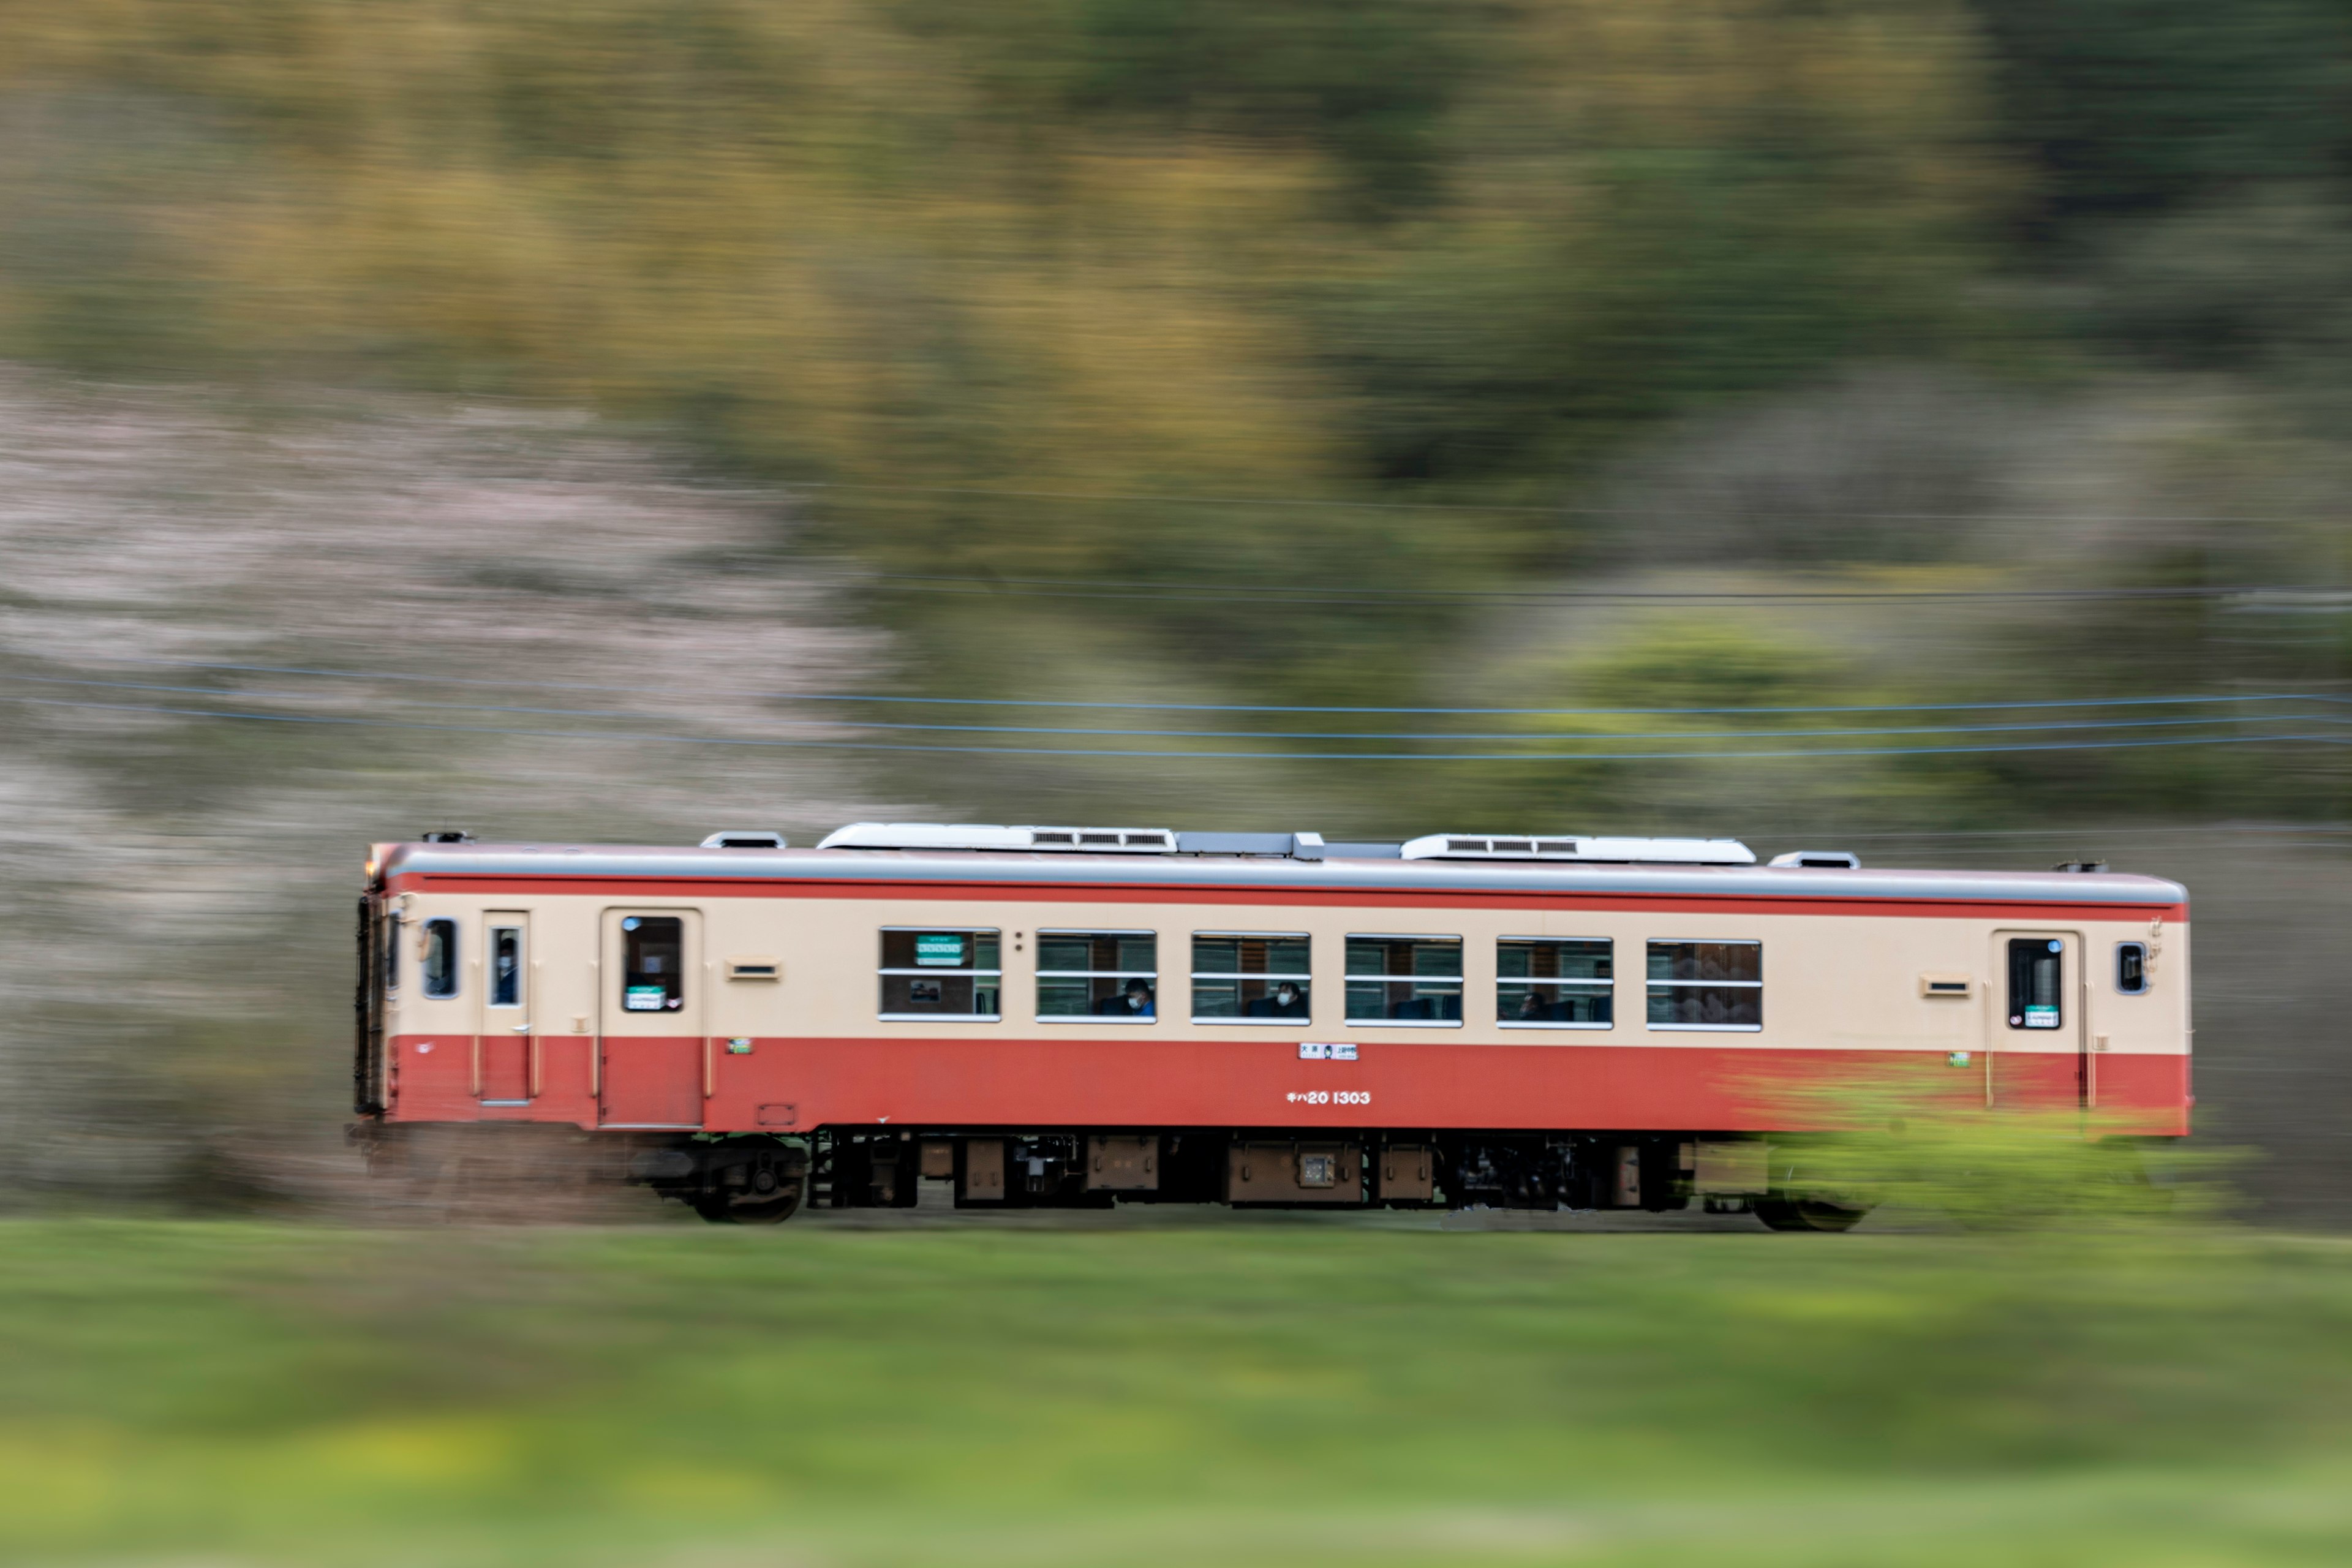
top-left (914, 933), bottom-right (965, 967)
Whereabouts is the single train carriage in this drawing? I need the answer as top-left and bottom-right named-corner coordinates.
top-left (355, 824), bottom-right (2190, 1226)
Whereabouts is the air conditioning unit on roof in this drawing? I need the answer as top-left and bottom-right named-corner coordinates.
top-left (816, 823), bottom-right (1178, 853)
top-left (1401, 833), bottom-right (1754, 865)
top-left (1767, 849), bottom-right (1861, 869)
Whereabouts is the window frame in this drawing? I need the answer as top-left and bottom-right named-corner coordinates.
top-left (2115, 940), bottom-right (2149, 996)
top-left (1035, 927), bottom-right (1159, 1025)
top-left (1643, 938), bottom-right (1762, 1033)
top-left (1189, 930), bottom-right (1314, 1026)
top-left (1343, 932), bottom-right (1465, 1029)
top-left (878, 925), bottom-right (1003, 1023)
top-left (420, 916), bottom-right (460, 1000)
top-left (1496, 935), bottom-right (1614, 1031)
top-left (2006, 937), bottom-right (2066, 1031)
top-left (618, 913), bottom-right (687, 1014)
top-left (488, 923), bottom-right (525, 1009)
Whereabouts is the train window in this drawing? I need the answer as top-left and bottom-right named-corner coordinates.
top-left (381, 910), bottom-right (399, 992)
top-left (880, 929), bottom-right (1001, 1020)
top-left (2008, 938), bottom-right (2064, 1028)
top-left (2116, 941), bottom-right (2149, 995)
top-left (1191, 933), bottom-right (1311, 1023)
top-left (621, 916), bottom-right (686, 1012)
top-left (1038, 931), bottom-right (1157, 1022)
top-left (1646, 940), bottom-right (1760, 1030)
top-left (1346, 935), bottom-right (1464, 1025)
top-left (1498, 938), bottom-right (1612, 1028)
top-left (421, 918), bottom-right (459, 999)
top-left (488, 925), bottom-right (524, 1008)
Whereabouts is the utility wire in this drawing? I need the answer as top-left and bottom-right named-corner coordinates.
top-left (87, 657), bottom-right (2352, 719)
top-left (10, 673), bottom-right (2347, 746)
top-left (858, 571), bottom-right (2332, 608)
top-left (12, 693), bottom-right (2351, 764)
top-left (1766, 823), bottom-right (2352, 840)
top-left (786, 480), bottom-right (2324, 527)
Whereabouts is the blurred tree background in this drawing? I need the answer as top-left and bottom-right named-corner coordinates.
top-left (4, 0), bottom-right (2348, 831)
top-left (4, 1), bottom-right (2352, 1203)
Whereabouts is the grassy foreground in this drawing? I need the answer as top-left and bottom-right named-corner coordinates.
top-left (6, 1214), bottom-right (2352, 1566)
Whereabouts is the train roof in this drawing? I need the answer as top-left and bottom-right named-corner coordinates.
top-left (375, 839), bottom-right (2187, 908)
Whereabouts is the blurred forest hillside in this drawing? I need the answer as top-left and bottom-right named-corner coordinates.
top-left (4, 4), bottom-right (2352, 1201)
top-left (2, 0), bottom-right (2350, 827)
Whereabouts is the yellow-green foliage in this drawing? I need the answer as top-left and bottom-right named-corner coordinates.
top-left (0, 0), bottom-right (2002, 580)
top-left (1758, 1059), bottom-right (2240, 1229)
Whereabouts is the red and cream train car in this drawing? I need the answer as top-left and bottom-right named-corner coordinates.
top-left (356, 824), bottom-right (2190, 1226)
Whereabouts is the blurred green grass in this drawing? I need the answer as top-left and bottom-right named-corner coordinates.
top-left (6, 1216), bottom-right (2352, 1566)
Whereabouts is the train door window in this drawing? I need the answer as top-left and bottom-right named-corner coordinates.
top-left (1646, 940), bottom-right (1761, 1030)
top-left (2116, 941), bottom-right (2149, 995)
top-left (381, 910), bottom-right (400, 992)
top-left (621, 915), bottom-right (687, 1014)
top-left (1038, 931), bottom-right (1157, 1022)
top-left (421, 918), bottom-right (459, 998)
top-left (488, 925), bottom-right (524, 1008)
top-left (2008, 938), bottom-right (2064, 1028)
top-left (880, 929), bottom-right (1002, 1020)
top-left (1191, 933), bottom-right (1311, 1023)
top-left (1346, 935), bottom-right (1464, 1025)
top-left (1498, 938), bottom-right (1612, 1028)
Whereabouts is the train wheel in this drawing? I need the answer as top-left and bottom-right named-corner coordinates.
top-left (1755, 1196), bottom-right (1871, 1233)
top-left (695, 1185), bottom-right (804, 1225)
top-left (729, 1186), bottom-right (804, 1225)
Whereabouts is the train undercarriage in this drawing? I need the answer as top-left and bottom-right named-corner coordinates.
top-left (582, 1126), bottom-right (1866, 1232)
top-left (355, 1121), bottom-right (1862, 1228)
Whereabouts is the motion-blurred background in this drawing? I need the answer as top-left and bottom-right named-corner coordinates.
top-left (5, 7), bottom-right (2352, 1562)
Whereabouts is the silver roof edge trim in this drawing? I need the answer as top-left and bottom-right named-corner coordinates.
top-left (377, 842), bottom-right (2184, 906)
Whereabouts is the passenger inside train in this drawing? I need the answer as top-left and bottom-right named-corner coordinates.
top-left (1245, 981), bottom-right (1309, 1018)
top-left (1093, 979), bottom-right (1156, 1017)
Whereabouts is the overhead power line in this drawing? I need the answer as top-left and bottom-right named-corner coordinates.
top-left (1767, 822), bottom-right (2352, 840)
top-left (858, 571), bottom-right (2335, 608)
top-left (92, 657), bottom-right (2352, 719)
top-left (11, 693), bottom-right (2351, 765)
top-left (13, 673), bottom-right (2349, 746)
top-left (786, 480), bottom-right (2324, 527)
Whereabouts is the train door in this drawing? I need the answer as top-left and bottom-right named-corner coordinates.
top-left (354, 897), bottom-right (390, 1115)
top-left (476, 913), bottom-right (532, 1104)
top-left (598, 910), bottom-right (704, 1129)
top-left (1986, 929), bottom-right (2086, 1109)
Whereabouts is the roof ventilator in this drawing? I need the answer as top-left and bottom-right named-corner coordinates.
top-left (701, 831), bottom-right (789, 849)
top-left (1766, 850), bottom-right (1861, 870)
top-left (1169, 831), bottom-right (1350, 858)
top-left (420, 829), bottom-right (475, 844)
top-left (818, 823), bottom-right (1179, 854)
top-left (2052, 859), bottom-right (2109, 873)
top-left (1401, 834), bottom-right (1755, 866)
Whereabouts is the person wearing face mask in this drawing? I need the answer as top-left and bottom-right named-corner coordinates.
top-left (1245, 979), bottom-right (1308, 1018)
top-left (1093, 977), bottom-right (1155, 1018)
